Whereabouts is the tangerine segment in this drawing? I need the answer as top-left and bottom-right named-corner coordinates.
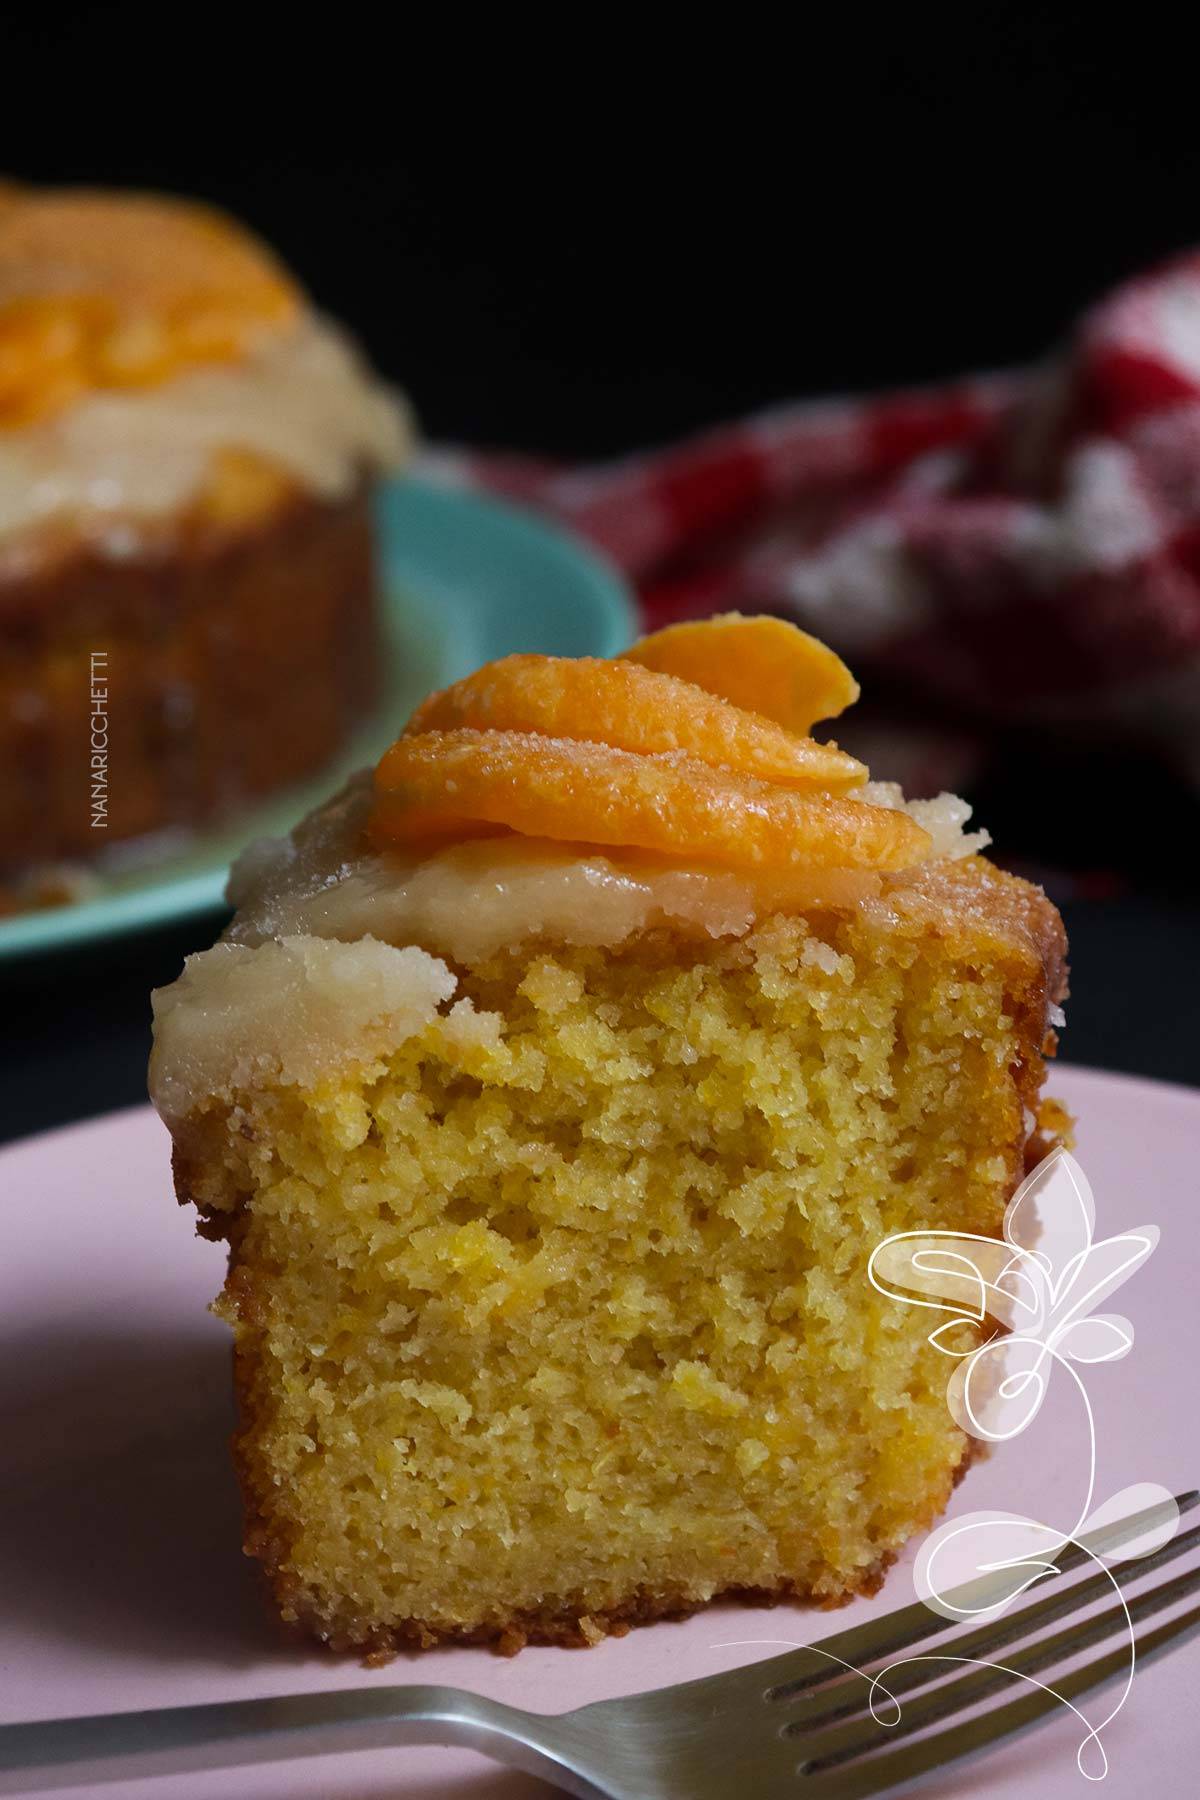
top-left (406, 654), bottom-right (866, 793)
top-left (621, 614), bottom-right (859, 733)
top-left (0, 188), bottom-right (299, 425)
top-left (372, 731), bottom-right (930, 871)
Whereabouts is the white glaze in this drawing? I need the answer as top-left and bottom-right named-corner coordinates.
top-left (0, 316), bottom-right (411, 546)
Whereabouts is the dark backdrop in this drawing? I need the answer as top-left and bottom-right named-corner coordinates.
top-left (6, 14), bottom-right (1198, 456)
top-left (1, 14), bottom-right (1197, 1139)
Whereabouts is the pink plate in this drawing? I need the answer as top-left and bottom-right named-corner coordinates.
top-left (1, 1066), bottom-right (1197, 1798)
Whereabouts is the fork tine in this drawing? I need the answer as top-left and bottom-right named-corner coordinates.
top-left (783, 1518), bottom-right (1200, 1730)
top-left (803, 1602), bottom-right (1200, 1798)
top-left (764, 1488), bottom-right (1196, 1702)
top-left (792, 1556), bottom-right (1200, 1769)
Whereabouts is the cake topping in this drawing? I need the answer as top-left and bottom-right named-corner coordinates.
top-left (620, 613), bottom-right (860, 734)
top-left (149, 935), bottom-right (457, 1122)
top-left (0, 185), bottom-right (300, 426)
top-left (0, 184), bottom-right (410, 552)
top-left (405, 650), bottom-right (866, 792)
top-left (371, 618), bottom-right (932, 873)
top-left (225, 770), bottom-right (890, 967)
top-left (0, 317), bottom-right (412, 550)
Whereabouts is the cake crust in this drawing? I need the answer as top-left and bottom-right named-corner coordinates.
top-left (0, 479), bottom-right (377, 869)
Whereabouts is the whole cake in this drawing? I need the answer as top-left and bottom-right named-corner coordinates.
top-left (0, 180), bottom-right (411, 894)
top-left (150, 617), bottom-right (1068, 1655)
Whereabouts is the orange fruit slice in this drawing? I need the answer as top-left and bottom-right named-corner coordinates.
top-left (407, 654), bottom-right (866, 793)
top-left (0, 186), bottom-right (299, 425)
top-left (372, 730), bottom-right (930, 871)
top-left (621, 613), bottom-right (859, 734)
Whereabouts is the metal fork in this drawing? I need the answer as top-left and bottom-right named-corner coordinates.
top-left (3, 1492), bottom-right (1196, 1798)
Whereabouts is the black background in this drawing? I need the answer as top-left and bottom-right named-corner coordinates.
top-left (1, 13), bottom-right (1198, 1142)
top-left (7, 16), bottom-right (1200, 458)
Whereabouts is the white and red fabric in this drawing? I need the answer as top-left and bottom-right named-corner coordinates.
top-left (428, 252), bottom-right (1200, 790)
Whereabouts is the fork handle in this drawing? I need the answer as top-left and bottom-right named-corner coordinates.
top-left (0, 1686), bottom-right (602, 1797)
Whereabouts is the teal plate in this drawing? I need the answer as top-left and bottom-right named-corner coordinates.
top-left (0, 477), bottom-right (635, 963)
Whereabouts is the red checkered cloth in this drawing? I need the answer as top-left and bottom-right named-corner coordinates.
top-left (423, 252), bottom-right (1200, 799)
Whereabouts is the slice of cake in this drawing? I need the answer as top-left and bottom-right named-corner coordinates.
top-left (149, 617), bottom-right (1068, 1655)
